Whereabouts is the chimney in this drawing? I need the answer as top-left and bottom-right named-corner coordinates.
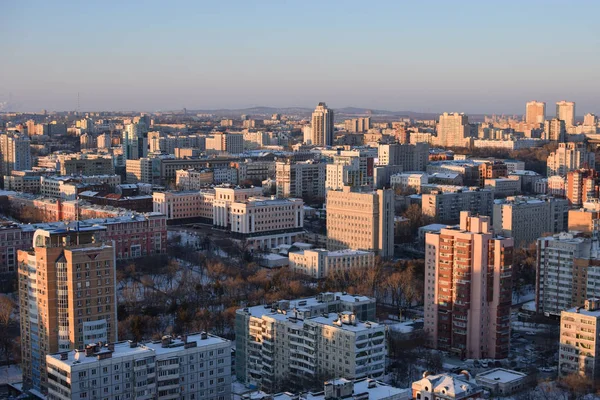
top-left (200, 332), bottom-right (208, 340)
top-left (129, 340), bottom-right (137, 348)
top-left (161, 335), bottom-right (172, 348)
top-left (85, 344), bottom-right (95, 357)
top-left (60, 352), bottom-right (68, 361)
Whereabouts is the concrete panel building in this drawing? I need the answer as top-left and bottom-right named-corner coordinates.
top-left (424, 212), bottom-right (513, 359)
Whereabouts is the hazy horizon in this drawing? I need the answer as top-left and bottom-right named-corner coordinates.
top-left (2, 0), bottom-right (599, 114)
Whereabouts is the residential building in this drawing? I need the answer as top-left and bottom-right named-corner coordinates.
top-left (544, 118), bottom-right (567, 142)
top-left (125, 157), bottom-right (161, 184)
top-left (205, 133), bottom-right (244, 154)
top-left (235, 293), bottom-right (382, 391)
top-left (232, 160), bottom-right (276, 183)
top-left (18, 227), bottom-right (117, 393)
top-left (566, 169), bottom-right (599, 206)
top-left (276, 160), bottom-right (326, 202)
top-left (478, 161), bottom-right (508, 186)
top-left (176, 168), bottom-right (214, 190)
top-left (60, 154), bottom-right (115, 176)
top-left (421, 189), bottom-right (494, 224)
top-left (412, 372), bottom-right (483, 400)
top-left (327, 186), bottom-right (394, 258)
top-left (556, 100), bottom-right (576, 127)
top-left (390, 172), bottom-right (428, 192)
top-left (492, 196), bottom-right (569, 247)
top-left (536, 233), bottom-right (597, 316)
top-left (434, 112), bottom-right (471, 148)
top-left (584, 113), bottom-right (598, 127)
top-left (377, 142), bottom-right (429, 171)
top-left (289, 249), bottom-right (374, 279)
top-left (0, 222), bottom-right (26, 274)
top-left (0, 133), bottom-right (32, 176)
top-left (559, 299), bottom-right (600, 383)
top-left (344, 117), bottom-right (371, 133)
top-left (46, 332), bottom-right (231, 400)
top-left (525, 101), bottom-right (546, 124)
top-left (547, 175), bottom-right (566, 196)
top-left (508, 170), bottom-right (543, 193)
top-left (484, 177), bottom-right (521, 197)
top-left (122, 122), bottom-right (148, 160)
top-left (3, 170), bottom-right (46, 193)
top-left (547, 143), bottom-right (595, 177)
top-left (568, 208), bottom-right (600, 235)
top-left (424, 212), bottom-right (513, 359)
top-left (325, 154), bottom-right (374, 191)
top-left (311, 102), bottom-right (334, 146)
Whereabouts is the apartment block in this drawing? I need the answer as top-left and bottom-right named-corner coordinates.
top-left (325, 154), bottom-right (374, 191)
top-left (478, 161), bottom-right (508, 186)
top-left (3, 170), bottom-right (47, 193)
top-left (377, 142), bottom-right (429, 171)
top-left (46, 332), bottom-right (231, 400)
top-left (61, 155), bottom-right (115, 176)
top-left (424, 212), bottom-right (513, 359)
top-left (0, 222), bottom-right (26, 274)
top-left (434, 112), bottom-right (471, 148)
top-left (289, 249), bottom-right (374, 279)
top-left (275, 160), bottom-right (326, 202)
top-left (235, 292), bottom-right (381, 392)
top-left (525, 101), bottom-right (546, 125)
top-left (311, 102), bottom-right (334, 146)
top-left (568, 208), bottom-right (600, 235)
top-left (205, 133), bottom-right (244, 154)
top-left (390, 172), bottom-right (428, 192)
top-left (176, 169), bottom-right (214, 190)
top-left (536, 233), bottom-right (599, 317)
top-left (483, 177), bottom-right (521, 197)
top-left (556, 100), bottom-right (576, 127)
top-left (421, 189), bottom-right (493, 224)
top-left (326, 186), bottom-right (394, 258)
top-left (0, 133), bottom-right (32, 176)
top-left (559, 299), bottom-right (600, 384)
top-left (492, 196), bottom-right (569, 247)
top-left (566, 169), bottom-right (599, 206)
top-left (547, 143), bottom-right (595, 177)
top-left (18, 228), bottom-right (118, 393)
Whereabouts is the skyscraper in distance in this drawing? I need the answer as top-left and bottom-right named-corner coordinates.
top-left (556, 100), bottom-right (576, 127)
top-left (311, 102), bottom-right (334, 146)
top-left (525, 101), bottom-right (546, 124)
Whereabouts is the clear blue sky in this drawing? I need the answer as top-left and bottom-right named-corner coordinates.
top-left (1, 0), bottom-right (599, 114)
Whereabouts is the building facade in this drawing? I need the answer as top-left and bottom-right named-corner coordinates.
top-left (235, 293), bottom-right (382, 392)
top-left (289, 249), bottom-right (374, 279)
top-left (46, 332), bottom-right (231, 400)
top-left (424, 212), bottom-right (513, 359)
top-left (421, 189), bottom-right (494, 224)
top-left (18, 228), bottom-right (118, 393)
top-left (326, 186), bottom-right (394, 258)
top-left (311, 102), bottom-right (334, 146)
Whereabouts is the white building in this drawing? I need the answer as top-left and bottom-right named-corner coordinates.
top-left (484, 177), bottom-right (521, 197)
top-left (547, 143), bottom-right (595, 177)
top-left (289, 249), bottom-right (374, 279)
top-left (235, 293), bottom-right (382, 392)
top-left (46, 332), bottom-right (231, 400)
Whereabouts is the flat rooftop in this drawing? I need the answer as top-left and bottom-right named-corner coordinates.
top-left (476, 368), bottom-right (526, 383)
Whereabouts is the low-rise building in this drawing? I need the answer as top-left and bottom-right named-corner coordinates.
top-left (475, 368), bottom-right (534, 396)
top-left (412, 372), bottom-right (482, 400)
top-left (484, 177), bottom-right (521, 197)
top-left (390, 172), bottom-right (428, 193)
top-left (288, 249), bottom-right (374, 279)
top-left (46, 332), bottom-right (231, 400)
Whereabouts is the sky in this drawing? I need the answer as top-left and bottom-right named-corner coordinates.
top-left (1, 0), bottom-right (599, 114)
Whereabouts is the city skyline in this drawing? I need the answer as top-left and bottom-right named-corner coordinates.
top-left (2, 0), bottom-right (599, 113)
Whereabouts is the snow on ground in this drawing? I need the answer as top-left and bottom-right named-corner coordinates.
top-left (385, 318), bottom-right (423, 334)
top-left (512, 285), bottom-right (535, 305)
top-left (0, 364), bottom-right (22, 385)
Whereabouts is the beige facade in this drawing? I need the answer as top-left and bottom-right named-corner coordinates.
top-left (377, 142), bottom-right (428, 171)
top-left (424, 212), bottom-right (513, 359)
top-left (289, 249), bottom-right (374, 279)
top-left (276, 160), bottom-right (326, 201)
top-left (525, 101), bottom-right (546, 124)
top-left (175, 168), bottom-right (214, 190)
top-left (311, 102), bottom-right (334, 146)
top-left (434, 113), bottom-right (471, 148)
top-left (556, 100), bottom-right (576, 127)
top-left (326, 186), bottom-right (394, 258)
top-left (61, 155), bottom-right (115, 176)
top-left (205, 133), bottom-right (243, 154)
top-left (547, 143), bottom-right (595, 177)
top-left (0, 133), bottom-right (32, 176)
top-left (18, 228), bottom-right (117, 393)
top-left (568, 208), bottom-right (600, 235)
top-left (152, 190), bottom-right (216, 222)
top-left (559, 299), bottom-right (600, 383)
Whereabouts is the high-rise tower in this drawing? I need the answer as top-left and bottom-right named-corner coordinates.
top-left (311, 102), bottom-right (334, 146)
